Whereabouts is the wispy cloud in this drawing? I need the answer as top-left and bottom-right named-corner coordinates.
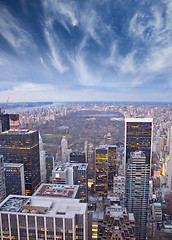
top-left (0, 5), bottom-right (31, 51)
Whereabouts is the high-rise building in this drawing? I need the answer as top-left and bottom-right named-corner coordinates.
top-left (0, 129), bottom-right (41, 195)
top-left (0, 111), bottom-right (9, 133)
top-left (61, 136), bottom-right (68, 162)
top-left (167, 126), bottom-right (172, 189)
top-left (45, 155), bottom-right (54, 183)
top-left (4, 163), bottom-right (25, 196)
top-left (0, 155), bottom-right (6, 203)
top-left (124, 117), bottom-right (153, 174)
top-left (70, 151), bottom-right (86, 163)
top-left (39, 133), bottom-right (46, 183)
top-left (52, 162), bottom-right (88, 202)
top-left (95, 146), bottom-right (117, 196)
top-left (0, 195), bottom-right (88, 240)
top-left (126, 151), bottom-right (150, 240)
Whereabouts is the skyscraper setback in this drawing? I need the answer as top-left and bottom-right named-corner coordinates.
top-left (0, 129), bottom-right (41, 195)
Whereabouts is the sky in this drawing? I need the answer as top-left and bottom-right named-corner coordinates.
top-left (0, 0), bottom-right (172, 102)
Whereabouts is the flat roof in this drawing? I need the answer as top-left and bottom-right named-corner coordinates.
top-left (0, 129), bottom-right (36, 135)
top-left (0, 195), bottom-right (87, 218)
top-left (125, 117), bottom-right (153, 123)
top-left (33, 184), bottom-right (79, 199)
top-left (4, 163), bottom-right (24, 168)
top-left (53, 162), bottom-right (88, 172)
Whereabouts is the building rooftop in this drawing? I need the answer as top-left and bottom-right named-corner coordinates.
top-left (0, 195), bottom-right (87, 218)
top-left (33, 184), bottom-right (79, 199)
top-left (53, 162), bottom-right (88, 172)
top-left (125, 117), bottom-right (153, 123)
top-left (0, 129), bottom-right (36, 135)
top-left (4, 163), bottom-right (24, 168)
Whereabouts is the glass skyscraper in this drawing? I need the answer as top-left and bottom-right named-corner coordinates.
top-left (125, 118), bottom-right (153, 240)
top-left (0, 129), bottom-right (41, 195)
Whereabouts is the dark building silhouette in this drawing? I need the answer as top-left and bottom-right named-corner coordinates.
top-left (70, 151), bottom-right (86, 163)
top-left (0, 110), bottom-right (9, 132)
top-left (0, 129), bottom-right (41, 195)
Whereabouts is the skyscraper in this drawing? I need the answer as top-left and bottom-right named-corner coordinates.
top-left (95, 146), bottom-right (117, 196)
top-left (61, 136), bottom-right (68, 162)
top-left (0, 155), bottom-right (6, 203)
top-left (0, 129), bottom-right (41, 195)
top-left (125, 118), bottom-right (153, 240)
top-left (126, 151), bottom-right (150, 240)
top-left (0, 110), bottom-right (9, 133)
top-left (39, 133), bottom-right (46, 183)
top-left (4, 163), bottom-right (25, 196)
top-left (70, 151), bottom-right (86, 163)
top-left (124, 118), bottom-right (153, 174)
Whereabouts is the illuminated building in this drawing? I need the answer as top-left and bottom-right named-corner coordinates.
top-left (124, 117), bottom-right (153, 174)
top-left (0, 155), bottom-right (6, 203)
top-left (95, 146), bottom-right (117, 196)
top-left (45, 155), bottom-right (54, 183)
top-left (126, 151), bottom-right (150, 240)
top-left (0, 129), bottom-right (41, 195)
top-left (52, 162), bottom-right (88, 202)
top-left (108, 146), bottom-right (117, 191)
top-left (4, 163), bottom-right (25, 196)
top-left (0, 195), bottom-right (88, 240)
top-left (70, 151), bottom-right (86, 163)
top-left (167, 126), bottom-right (172, 189)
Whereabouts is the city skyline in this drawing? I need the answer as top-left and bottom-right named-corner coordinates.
top-left (1, 0), bottom-right (172, 102)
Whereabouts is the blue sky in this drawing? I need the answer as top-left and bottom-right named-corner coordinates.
top-left (0, 0), bottom-right (172, 102)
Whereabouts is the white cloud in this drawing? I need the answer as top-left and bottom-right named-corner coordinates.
top-left (0, 6), bottom-right (31, 50)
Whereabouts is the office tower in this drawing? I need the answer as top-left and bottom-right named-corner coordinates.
top-left (61, 136), bottom-right (68, 162)
top-left (95, 148), bottom-right (108, 197)
top-left (39, 133), bottom-right (46, 183)
top-left (167, 126), bottom-right (172, 189)
top-left (0, 195), bottom-right (88, 240)
top-left (4, 163), bottom-right (25, 196)
top-left (95, 146), bottom-right (117, 196)
top-left (84, 140), bottom-right (88, 162)
top-left (87, 143), bottom-right (95, 179)
top-left (45, 155), bottom-right (54, 183)
top-left (70, 151), bottom-right (86, 163)
top-left (108, 146), bottom-right (117, 191)
top-left (126, 151), bottom-right (150, 240)
top-left (0, 110), bottom-right (9, 132)
top-left (125, 117), bottom-right (153, 174)
top-left (9, 114), bottom-right (19, 130)
top-left (52, 162), bottom-right (88, 202)
top-left (0, 155), bottom-right (6, 203)
top-left (0, 129), bottom-right (41, 195)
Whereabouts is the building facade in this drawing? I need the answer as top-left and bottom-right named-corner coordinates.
top-left (0, 155), bottom-right (6, 203)
top-left (0, 129), bottom-right (41, 195)
top-left (0, 195), bottom-right (88, 240)
top-left (125, 118), bottom-right (153, 174)
top-left (4, 163), bottom-right (25, 196)
top-left (126, 151), bottom-right (150, 240)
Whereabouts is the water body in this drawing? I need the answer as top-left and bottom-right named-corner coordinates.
top-left (4, 102), bottom-right (65, 114)
top-left (83, 114), bottom-right (120, 118)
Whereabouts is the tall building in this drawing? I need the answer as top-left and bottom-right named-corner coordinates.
top-left (0, 110), bottom-right (9, 132)
top-left (4, 163), bottom-right (25, 196)
top-left (45, 155), bottom-right (54, 183)
top-left (0, 129), bottom-right (41, 195)
top-left (167, 126), bottom-right (172, 189)
top-left (52, 162), bottom-right (88, 202)
top-left (39, 133), bottom-right (46, 183)
top-left (0, 155), bottom-right (6, 203)
top-left (0, 195), bottom-right (88, 240)
top-left (61, 136), bottom-right (68, 162)
top-left (124, 118), bottom-right (153, 174)
top-left (126, 151), bottom-right (150, 240)
top-left (95, 146), bottom-right (117, 196)
top-left (70, 151), bottom-right (86, 163)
